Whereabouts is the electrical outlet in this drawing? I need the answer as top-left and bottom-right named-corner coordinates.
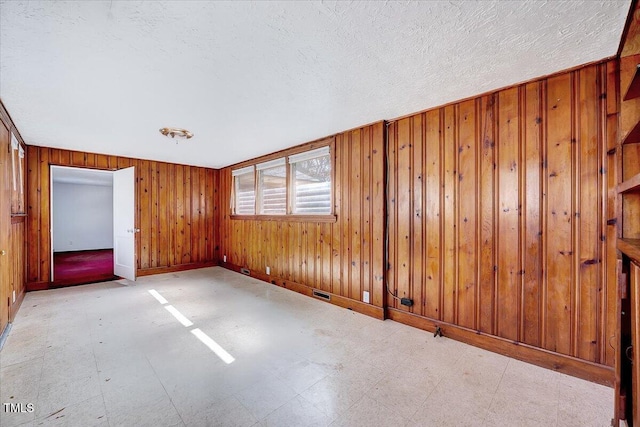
top-left (12, 290), bottom-right (15, 303)
top-left (223, 255), bottom-right (227, 262)
top-left (362, 290), bottom-right (370, 303)
top-left (266, 266), bottom-right (270, 275)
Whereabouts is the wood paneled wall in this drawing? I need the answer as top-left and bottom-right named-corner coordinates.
top-left (0, 100), bottom-right (27, 335)
top-left (218, 123), bottom-right (385, 313)
top-left (387, 60), bottom-right (618, 374)
top-left (26, 146), bottom-right (219, 287)
top-left (0, 119), bottom-right (12, 334)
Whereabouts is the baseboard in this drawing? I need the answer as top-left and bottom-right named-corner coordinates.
top-left (387, 307), bottom-right (615, 387)
top-left (137, 261), bottom-right (218, 277)
top-left (221, 262), bottom-right (384, 320)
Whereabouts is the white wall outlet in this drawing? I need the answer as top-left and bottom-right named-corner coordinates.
top-left (266, 266), bottom-right (270, 275)
top-left (363, 290), bottom-right (370, 304)
top-left (12, 290), bottom-right (16, 303)
top-left (223, 255), bottom-right (227, 263)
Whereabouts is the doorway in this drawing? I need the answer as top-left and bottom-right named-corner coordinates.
top-left (51, 166), bottom-right (116, 286)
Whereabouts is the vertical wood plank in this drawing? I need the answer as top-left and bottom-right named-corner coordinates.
top-left (396, 118), bottom-right (412, 307)
top-left (387, 123), bottom-right (397, 308)
top-left (183, 166), bottom-right (192, 263)
top-left (139, 160), bottom-right (151, 270)
top-left (496, 87), bottom-right (520, 341)
top-left (26, 146), bottom-right (40, 282)
top-left (150, 162), bottom-right (159, 268)
top-left (442, 106), bottom-right (456, 324)
top-left (522, 82), bottom-right (543, 347)
top-left (479, 95), bottom-right (496, 333)
top-left (175, 164), bottom-right (184, 266)
top-left (545, 73), bottom-right (574, 356)
top-left (39, 148), bottom-right (50, 282)
top-left (411, 115), bottom-right (424, 315)
top-left (332, 134), bottom-right (343, 295)
top-left (351, 128), bottom-right (362, 301)
top-left (158, 162), bottom-right (169, 267)
top-left (457, 99), bottom-right (477, 329)
top-left (576, 65), bottom-right (600, 362)
top-left (424, 110), bottom-right (442, 319)
top-left (341, 133), bottom-right (350, 297)
top-left (371, 124), bottom-right (384, 307)
top-left (362, 126), bottom-right (372, 302)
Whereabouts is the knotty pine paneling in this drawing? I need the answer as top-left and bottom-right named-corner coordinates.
top-left (0, 100), bottom-right (27, 335)
top-left (387, 60), bottom-right (618, 368)
top-left (218, 123), bottom-right (385, 309)
top-left (26, 146), bottom-right (219, 286)
top-left (0, 119), bottom-right (11, 334)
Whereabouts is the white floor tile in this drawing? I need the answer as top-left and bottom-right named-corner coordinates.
top-left (0, 267), bottom-right (614, 427)
top-left (262, 395), bottom-right (331, 427)
top-left (235, 377), bottom-right (297, 420)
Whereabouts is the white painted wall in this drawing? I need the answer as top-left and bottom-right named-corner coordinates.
top-left (53, 182), bottom-right (113, 252)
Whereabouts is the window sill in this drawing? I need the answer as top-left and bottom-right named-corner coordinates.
top-left (230, 214), bottom-right (337, 223)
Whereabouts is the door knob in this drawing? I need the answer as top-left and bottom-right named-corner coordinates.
top-left (0, 250), bottom-right (6, 256)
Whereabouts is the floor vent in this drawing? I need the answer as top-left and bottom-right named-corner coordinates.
top-left (240, 268), bottom-right (250, 276)
top-left (312, 289), bottom-right (331, 301)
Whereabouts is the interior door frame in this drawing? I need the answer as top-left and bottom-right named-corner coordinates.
top-left (49, 165), bottom-right (115, 282)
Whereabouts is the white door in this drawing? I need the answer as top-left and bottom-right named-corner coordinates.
top-left (113, 167), bottom-right (136, 281)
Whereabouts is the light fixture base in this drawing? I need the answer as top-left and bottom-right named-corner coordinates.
top-left (159, 127), bottom-right (193, 140)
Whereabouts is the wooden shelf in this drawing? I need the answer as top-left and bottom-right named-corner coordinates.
top-left (619, 239), bottom-right (640, 265)
top-left (622, 120), bottom-right (640, 145)
top-left (619, 173), bottom-right (640, 194)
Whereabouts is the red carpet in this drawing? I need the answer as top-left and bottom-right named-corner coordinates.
top-left (53, 249), bottom-right (116, 286)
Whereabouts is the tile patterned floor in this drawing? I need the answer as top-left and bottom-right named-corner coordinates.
top-left (0, 267), bottom-right (614, 426)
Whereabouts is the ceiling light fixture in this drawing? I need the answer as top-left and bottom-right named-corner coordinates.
top-left (159, 127), bottom-right (194, 140)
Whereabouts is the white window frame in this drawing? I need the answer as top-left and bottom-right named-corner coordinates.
top-left (231, 165), bottom-right (255, 215)
top-left (229, 143), bottom-right (334, 219)
top-left (288, 146), bottom-right (332, 215)
top-left (256, 157), bottom-right (287, 215)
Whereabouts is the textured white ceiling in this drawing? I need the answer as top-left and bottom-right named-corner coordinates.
top-left (0, 1), bottom-right (631, 169)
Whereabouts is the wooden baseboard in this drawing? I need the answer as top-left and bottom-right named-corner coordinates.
top-left (137, 261), bottom-right (218, 277)
top-left (221, 263), bottom-right (384, 320)
top-left (387, 308), bottom-right (615, 387)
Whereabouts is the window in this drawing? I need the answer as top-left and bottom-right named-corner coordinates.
top-left (230, 143), bottom-right (333, 218)
top-left (232, 166), bottom-right (255, 215)
top-left (257, 158), bottom-right (286, 214)
top-left (10, 132), bottom-right (25, 214)
top-left (289, 147), bottom-right (331, 214)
